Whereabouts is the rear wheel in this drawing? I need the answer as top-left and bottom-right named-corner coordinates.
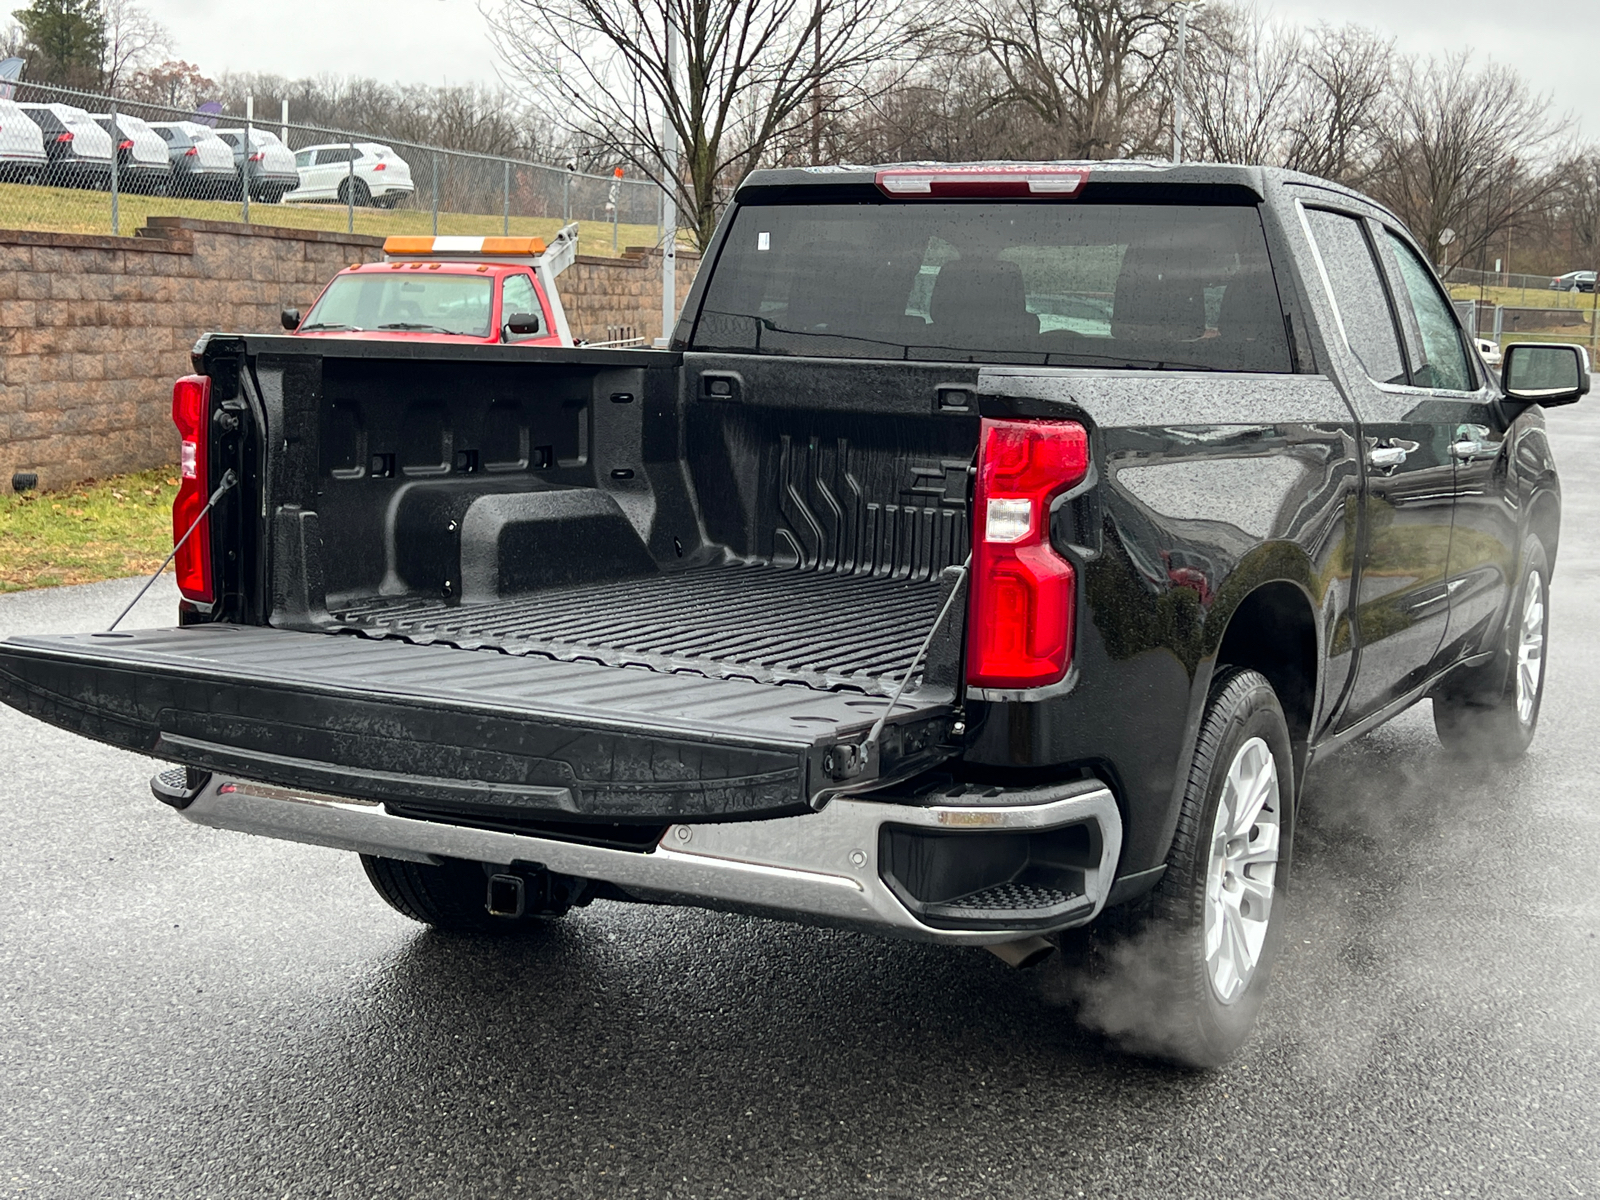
top-left (1434, 539), bottom-right (1548, 761)
top-left (1079, 668), bottom-right (1292, 1068)
top-left (361, 854), bottom-right (587, 934)
top-left (338, 177), bottom-right (371, 207)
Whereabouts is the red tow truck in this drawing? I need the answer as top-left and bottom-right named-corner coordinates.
top-left (281, 222), bottom-right (581, 347)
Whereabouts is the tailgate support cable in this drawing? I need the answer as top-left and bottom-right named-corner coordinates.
top-left (106, 469), bottom-right (239, 633)
top-left (864, 554), bottom-right (971, 756)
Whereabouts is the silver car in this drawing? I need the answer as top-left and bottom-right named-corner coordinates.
top-left (214, 127), bottom-right (299, 203)
top-left (147, 121), bottom-right (236, 198)
top-left (92, 112), bottom-right (172, 195)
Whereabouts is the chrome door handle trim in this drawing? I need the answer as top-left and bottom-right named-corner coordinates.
top-left (1365, 438), bottom-right (1417, 469)
top-left (1451, 440), bottom-right (1499, 461)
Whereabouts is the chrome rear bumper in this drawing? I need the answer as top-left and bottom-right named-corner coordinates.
top-left (179, 776), bottom-right (1122, 946)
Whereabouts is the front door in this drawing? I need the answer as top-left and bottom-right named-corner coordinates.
top-left (1299, 205), bottom-right (1458, 728)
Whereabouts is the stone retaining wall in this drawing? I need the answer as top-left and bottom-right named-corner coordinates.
top-left (0, 217), bottom-right (698, 493)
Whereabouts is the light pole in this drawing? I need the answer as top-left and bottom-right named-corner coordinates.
top-left (1173, 1), bottom-right (1205, 164)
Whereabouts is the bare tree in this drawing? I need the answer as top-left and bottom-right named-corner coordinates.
top-left (955, 0), bottom-right (1175, 161)
top-left (485, 0), bottom-right (906, 250)
top-left (1279, 22), bottom-right (1393, 184)
top-left (124, 58), bottom-right (213, 108)
top-left (98, 0), bottom-right (167, 92)
top-left (829, 55), bottom-right (1057, 164)
top-left (1369, 52), bottom-right (1565, 275)
top-left (1183, 5), bottom-right (1300, 165)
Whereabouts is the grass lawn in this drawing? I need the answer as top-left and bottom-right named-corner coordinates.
top-left (0, 469), bottom-right (178, 592)
top-left (0, 180), bottom-right (673, 259)
top-left (1448, 282), bottom-right (1600, 314)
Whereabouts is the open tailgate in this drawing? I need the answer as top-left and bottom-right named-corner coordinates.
top-left (0, 626), bottom-right (957, 821)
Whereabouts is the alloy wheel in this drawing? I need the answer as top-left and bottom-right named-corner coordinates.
top-left (1517, 569), bottom-right (1545, 727)
top-left (1203, 735), bottom-right (1282, 1004)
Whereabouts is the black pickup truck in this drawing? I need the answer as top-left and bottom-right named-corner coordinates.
top-left (0, 162), bottom-right (1588, 1066)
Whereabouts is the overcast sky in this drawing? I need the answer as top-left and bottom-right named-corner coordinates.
top-left (145, 0), bottom-right (1597, 142)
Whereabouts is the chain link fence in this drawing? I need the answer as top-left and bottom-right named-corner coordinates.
top-left (0, 80), bottom-right (673, 257)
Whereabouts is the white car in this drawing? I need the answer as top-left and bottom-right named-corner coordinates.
top-left (285, 142), bottom-right (414, 208)
top-left (1474, 337), bottom-right (1503, 368)
top-left (0, 97), bottom-right (46, 181)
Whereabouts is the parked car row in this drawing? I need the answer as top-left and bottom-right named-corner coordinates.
top-left (0, 97), bottom-right (413, 206)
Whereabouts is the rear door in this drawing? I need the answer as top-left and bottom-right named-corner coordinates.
top-left (1377, 227), bottom-right (1517, 663)
top-left (1299, 203), bottom-right (1459, 728)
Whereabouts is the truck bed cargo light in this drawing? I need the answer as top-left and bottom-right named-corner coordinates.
top-left (876, 165), bottom-right (1089, 198)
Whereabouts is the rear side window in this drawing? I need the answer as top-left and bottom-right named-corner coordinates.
top-left (1385, 232), bottom-right (1475, 391)
top-left (1303, 209), bottom-right (1407, 386)
top-left (295, 150), bottom-right (311, 167)
top-left (691, 200), bottom-right (1293, 372)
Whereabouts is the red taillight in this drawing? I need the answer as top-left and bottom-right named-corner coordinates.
top-left (118, 139), bottom-right (133, 150)
top-left (372, 161), bottom-right (385, 170)
top-left (184, 146), bottom-right (198, 156)
top-left (171, 374), bottom-right (215, 604)
top-left (54, 131), bottom-right (73, 143)
top-left (966, 418), bottom-right (1089, 689)
top-left (248, 152), bottom-right (263, 162)
top-left (876, 165), bottom-right (1088, 198)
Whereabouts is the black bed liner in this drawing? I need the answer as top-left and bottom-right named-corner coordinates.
top-left (0, 625), bottom-right (957, 822)
top-left (328, 563), bottom-right (951, 696)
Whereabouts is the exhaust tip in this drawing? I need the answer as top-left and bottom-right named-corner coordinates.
top-left (985, 935), bottom-right (1057, 970)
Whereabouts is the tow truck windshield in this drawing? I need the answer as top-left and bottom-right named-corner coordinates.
top-left (301, 273), bottom-right (495, 337)
top-left (690, 200), bottom-right (1293, 371)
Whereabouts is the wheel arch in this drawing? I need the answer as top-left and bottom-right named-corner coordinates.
top-left (1209, 578), bottom-right (1320, 788)
top-left (1527, 478), bottom-right (1561, 566)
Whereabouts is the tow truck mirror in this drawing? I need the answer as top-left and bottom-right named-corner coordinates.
top-left (1502, 342), bottom-right (1590, 406)
top-left (280, 307), bottom-right (301, 332)
top-left (503, 312), bottom-right (543, 339)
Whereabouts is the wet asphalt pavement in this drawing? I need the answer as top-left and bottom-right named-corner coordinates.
top-left (3, 408), bottom-right (1599, 1199)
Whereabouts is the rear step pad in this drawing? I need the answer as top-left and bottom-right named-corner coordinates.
top-left (0, 626), bottom-right (956, 821)
top-left (329, 564), bottom-right (952, 697)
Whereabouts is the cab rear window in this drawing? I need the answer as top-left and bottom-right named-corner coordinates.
top-left (691, 200), bottom-right (1293, 372)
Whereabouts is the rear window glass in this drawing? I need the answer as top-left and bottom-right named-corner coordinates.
top-left (691, 200), bottom-right (1292, 371)
top-left (302, 274), bottom-right (495, 337)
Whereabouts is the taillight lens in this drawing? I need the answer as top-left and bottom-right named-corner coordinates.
top-left (372, 161), bottom-right (385, 170)
top-left (118, 139), bottom-right (133, 150)
top-left (966, 418), bottom-right (1089, 689)
top-left (184, 146), bottom-right (198, 156)
top-left (55, 131), bottom-right (73, 143)
top-left (171, 374), bottom-right (215, 604)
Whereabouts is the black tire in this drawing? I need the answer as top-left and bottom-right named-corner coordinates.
top-left (1434, 538), bottom-right (1549, 761)
top-left (1085, 668), bottom-right (1293, 1068)
top-left (361, 854), bottom-right (586, 934)
top-left (338, 177), bottom-right (371, 207)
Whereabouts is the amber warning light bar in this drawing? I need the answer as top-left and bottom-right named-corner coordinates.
top-left (875, 165), bottom-right (1089, 198)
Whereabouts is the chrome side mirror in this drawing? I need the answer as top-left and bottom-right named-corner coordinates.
top-left (1501, 342), bottom-right (1590, 406)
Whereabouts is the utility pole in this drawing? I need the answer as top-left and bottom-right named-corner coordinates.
top-left (1172, 2), bottom-right (1204, 164)
top-left (242, 95), bottom-right (252, 225)
top-left (810, 0), bottom-right (822, 163)
top-left (661, 15), bottom-right (678, 345)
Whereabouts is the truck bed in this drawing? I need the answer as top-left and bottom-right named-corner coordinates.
top-left (329, 563), bottom-right (953, 695)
